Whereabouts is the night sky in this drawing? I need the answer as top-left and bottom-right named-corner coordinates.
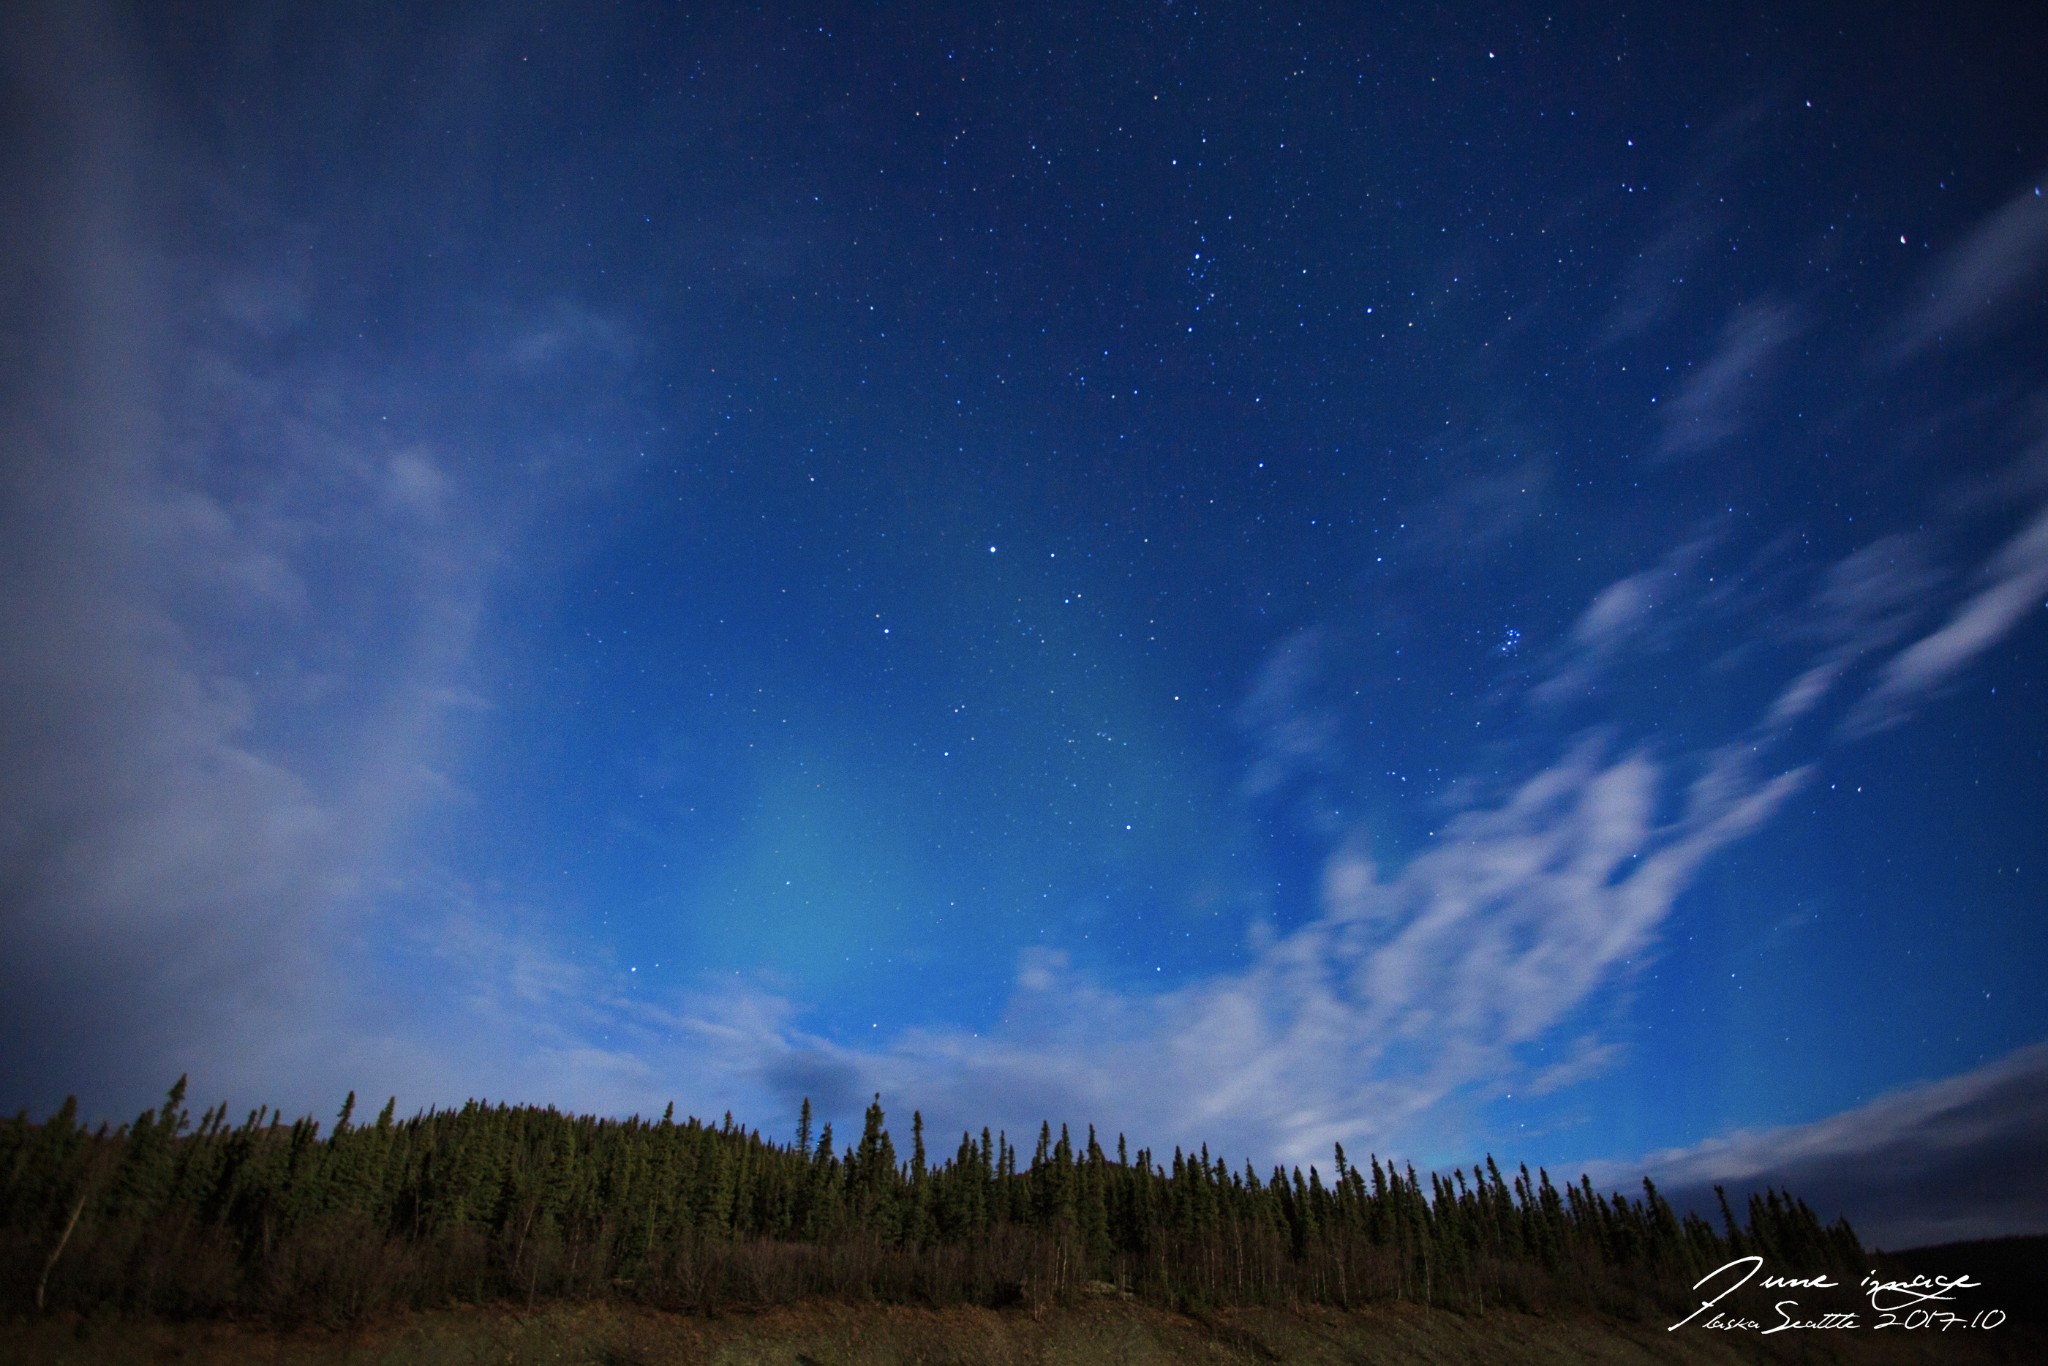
top-left (4, 1), bottom-right (2046, 1248)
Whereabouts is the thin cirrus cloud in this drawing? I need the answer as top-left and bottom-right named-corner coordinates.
top-left (1234, 627), bottom-right (1342, 804)
top-left (1888, 175), bottom-right (2048, 360)
top-left (1764, 533), bottom-right (1936, 728)
top-left (1597, 97), bottom-right (1772, 348)
top-left (1655, 298), bottom-right (1802, 460)
top-left (1828, 172), bottom-right (2048, 731)
top-left (1841, 504), bottom-right (2048, 738)
top-left (1528, 539), bottom-right (1707, 709)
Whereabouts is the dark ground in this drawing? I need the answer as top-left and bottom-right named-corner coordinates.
top-left (3, 1237), bottom-right (2040, 1365)
top-left (3, 1294), bottom-right (2041, 1366)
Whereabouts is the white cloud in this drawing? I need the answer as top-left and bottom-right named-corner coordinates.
top-left (376, 731), bottom-right (1804, 1171)
top-left (0, 4), bottom-right (497, 1118)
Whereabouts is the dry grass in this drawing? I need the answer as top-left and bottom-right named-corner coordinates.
top-left (4, 1296), bottom-right (2039, 1366)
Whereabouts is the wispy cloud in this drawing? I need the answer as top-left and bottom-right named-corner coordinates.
top-left (181, 429), bottom-right (2042, 1208)
top-left (393, 728), bottom-right (1805, 1169)
top-left (1843, 504), bottom-right (2048, 737)
top-left (349, 523), bottom-right (1867, 1167)
top-left (817, 500), bottom-right (2033, 1165)
top-left (1235, 626), bottom-right (1340, 802)
top-left (1598, 97), bottom-right (1772, 347)
top-left (329, 478), bottom-right (2043, 1193)
top-left (494, 298), bottom-right (635, 376)
top-left (1397, 458), bottom-right (1556, 566)
top-left (0, 4), bottom-right (507, 1115)
top-left (1764, 533), bottom-right (1936, 727)
top-left (1597, 1042), bottom-right (2048, 1247)
top-left (1530, 541), bottom-right (1705, 708)
top-left (1657, 298), bottom-right (1801, 460)
top-left (1890, 177), bottom-right (2048, 360)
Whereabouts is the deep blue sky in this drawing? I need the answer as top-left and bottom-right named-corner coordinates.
top-left (3, 0), bottom-right (2045, 1246)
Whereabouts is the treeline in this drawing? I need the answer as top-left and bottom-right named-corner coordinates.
top-left (1, 1078), bottom-right (1861, 1326)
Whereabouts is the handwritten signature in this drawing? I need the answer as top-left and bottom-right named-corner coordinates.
top-left (1668, 1255), bottom-right (1996, 1334)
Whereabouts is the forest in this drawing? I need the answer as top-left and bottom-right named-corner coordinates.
top-left (0, 1078), bottom-right (1862, 1327)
